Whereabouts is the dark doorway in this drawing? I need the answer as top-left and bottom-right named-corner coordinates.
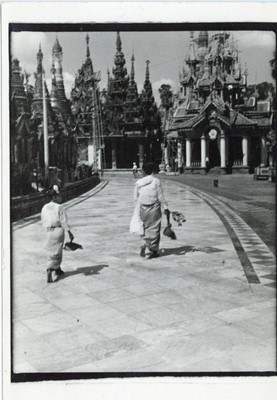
top-left (249, 136), bottom-right (261, 173)
top-left (209, 138), bottom-right (220, 167)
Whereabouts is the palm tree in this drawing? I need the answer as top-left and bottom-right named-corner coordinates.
top-left (270, 52), bottom-right (276, 81)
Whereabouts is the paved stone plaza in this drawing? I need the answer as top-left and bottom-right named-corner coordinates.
top-left (12, 173), bottom-right (276, 373)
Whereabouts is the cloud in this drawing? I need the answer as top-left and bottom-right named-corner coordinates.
top-left (235, 31), bottom-right (275, 49)
top-left (153, 78), bottom-right (178, 92)
top-left (63, 72), bottom-right (75, 97)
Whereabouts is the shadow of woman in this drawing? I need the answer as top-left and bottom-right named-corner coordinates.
top-left (160, 245), bottom-right (224, 257)
top-left (57, 264), bottom-right (108, 281)
top-left (160, 245), bottom-right (196, 257)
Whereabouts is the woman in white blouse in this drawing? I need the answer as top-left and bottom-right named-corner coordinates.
top-left (134, 162), bottom-right (170, 259)
top-left (41, 185), bottom-right (74, 283)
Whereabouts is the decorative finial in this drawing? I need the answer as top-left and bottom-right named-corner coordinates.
top-left (37, 44), bottom-right (43, 73)
top-left (52, 36), bottom-right (62, 56)
top-left (86, 33), bottom-right (90, 58)
top-left (116, 31), bottom-right (122, 51)
top-left (145, 60), bottom-right (150, 80)
top-left (131, 53), bottom-right (135, 81)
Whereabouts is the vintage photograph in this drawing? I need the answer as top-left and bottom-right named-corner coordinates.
top-left (9, 23), bottom-right (276, 378)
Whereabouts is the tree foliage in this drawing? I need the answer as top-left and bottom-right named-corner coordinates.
top-left (159, 84), bottom-right (173, 111)
top-left (247, 82), bottom-right (275, 101)
top-left (270, 52), bottom-right (276, 81)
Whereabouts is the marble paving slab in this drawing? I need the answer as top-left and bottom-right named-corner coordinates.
top-left (11, 174), bottom-right (276, 373)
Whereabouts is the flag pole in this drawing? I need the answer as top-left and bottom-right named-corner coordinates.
top-left (42, 72), bottom-right (49, 183)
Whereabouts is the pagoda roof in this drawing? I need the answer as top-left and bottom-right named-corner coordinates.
top-left (53, 38), bottom-right (62, 53)
top-left (230, 110), bottom-right (255, 127)
top-left (169, 93), bottom-right (257, 132)
top-left (248, 116), bottom-right (272, 127)
top-left (171, 113), bottom-right (206, 130)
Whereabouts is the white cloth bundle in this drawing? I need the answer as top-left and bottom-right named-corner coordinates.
top-left (130, 202), bottom-right (143, 235)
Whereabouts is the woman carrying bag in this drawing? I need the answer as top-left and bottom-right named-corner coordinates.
top-left (131, 162), bottom-right (170, 259)
top-left (41, 185), bottom-right (74, 283)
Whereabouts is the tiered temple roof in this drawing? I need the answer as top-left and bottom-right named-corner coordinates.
top-left (50, 37), bottom-right (72, 131)
top-left (104, 32), bottom-right (130, 136)
top-left (31, 45), bottom-right (61, 140)
top-left (103, 33), bottom-right (160, 137)
top-left (11, 58), bottom-right (30, 116)
top-left (71, 34), bottom-right (100, 138)
top-left (140, 60), bottom-right (160, 132)
top-left (171, 31), bottom-right (261, 133)
top-left (124, 54), bottom-right (143, 135)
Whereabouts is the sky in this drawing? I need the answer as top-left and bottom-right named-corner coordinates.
top-left (11, 30), bottom-right (276, 104)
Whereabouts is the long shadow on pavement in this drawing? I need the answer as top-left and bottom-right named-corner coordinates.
top-left (160, 245), bottom-right (224, 257)
top-left (57, 264), bottom-right (109, 281)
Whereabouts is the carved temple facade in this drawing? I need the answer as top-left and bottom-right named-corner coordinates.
top-left (167, 31), bottom-right (274, 174)
top-left (101, 32), bottom-right (161, 169)
top-left (11, 38), bottom-right (77, 195)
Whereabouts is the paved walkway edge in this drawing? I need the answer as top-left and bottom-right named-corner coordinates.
top-left (178, 182), bottom-right (275, 287)
top-left (12, 180), bottom-right (109, 230)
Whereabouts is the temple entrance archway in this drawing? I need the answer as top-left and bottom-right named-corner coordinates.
top-left (207, 129), bottom-right (221, 168)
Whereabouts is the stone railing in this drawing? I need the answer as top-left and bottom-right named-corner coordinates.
top-left (11, 175), bottom-right (100, 222)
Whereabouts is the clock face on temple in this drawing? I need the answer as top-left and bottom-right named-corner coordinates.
top-left (208, 128), bottom-right (217, 140)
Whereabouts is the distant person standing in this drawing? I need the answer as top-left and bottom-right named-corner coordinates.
top-left (133, 162), bottom-right (170, 259)
top-left (132, 162), bottom-right (138, 178)
top-left (41, 185), bottom-right (74, 283)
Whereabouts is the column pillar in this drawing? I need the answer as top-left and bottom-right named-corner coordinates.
top-left (111, 139), bottom-right (117, 169)
top-left (177, 142), bottom-right (183, 169)
top-left (139, 143), bottom-right (144, 169)
top-left (201, 135), bottom-right (206, 168)
top-left (220, 133), bottom-right (226, 168)
top-left (88, 138), bottom-right (95, 165)
top-left (242, 136), bottom-right (249, 166)
top-left (186, 138), bottom-right (191, 168)
top-left (260, 135), bottom-right (267, 166)
top-left (164, 146), bottom-right (169, 166)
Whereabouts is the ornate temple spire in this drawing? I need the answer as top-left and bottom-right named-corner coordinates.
top-left (145, 60), bottom-right (150, 81)
top-left (50, 61), bottom-right (58, 109)
top-left (116, 31), bottom-right (122, 51)
top-left (51, 37), bottom-right (71, 121)
top-left (141, 60), bottom-right (153, 101)
top-left (86, 33), bottom-right (90, 58)
top-left (113, 31), bottom-right (127, 81)
top-left (187, 31), bottom-right (197, 63)
top-left (11, 58), bottom-right (29, 115)
top-left (53, 36), bottom-right (62, 56)
top-left (130, 53), bottom-right (135, 81)
top-left (52, 37), bottom-right (63, 77)
top-left (37, 44), bottom-right (43, 74)
top-left (32, 45), bottom-right (60, 138)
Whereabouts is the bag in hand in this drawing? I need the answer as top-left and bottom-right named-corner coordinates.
top-left (64, 241), bottom-right (83, 251)
top-left (163, 212), bottom-right (177, 240)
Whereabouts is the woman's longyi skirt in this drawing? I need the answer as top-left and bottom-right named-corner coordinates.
top-left (140, 201), bottom-right (162, 252)
top-left (45, 227), bottom-right (65, 270)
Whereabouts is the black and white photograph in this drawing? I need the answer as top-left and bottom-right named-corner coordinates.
top-left (2, 1), bottom-right (277, 399)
